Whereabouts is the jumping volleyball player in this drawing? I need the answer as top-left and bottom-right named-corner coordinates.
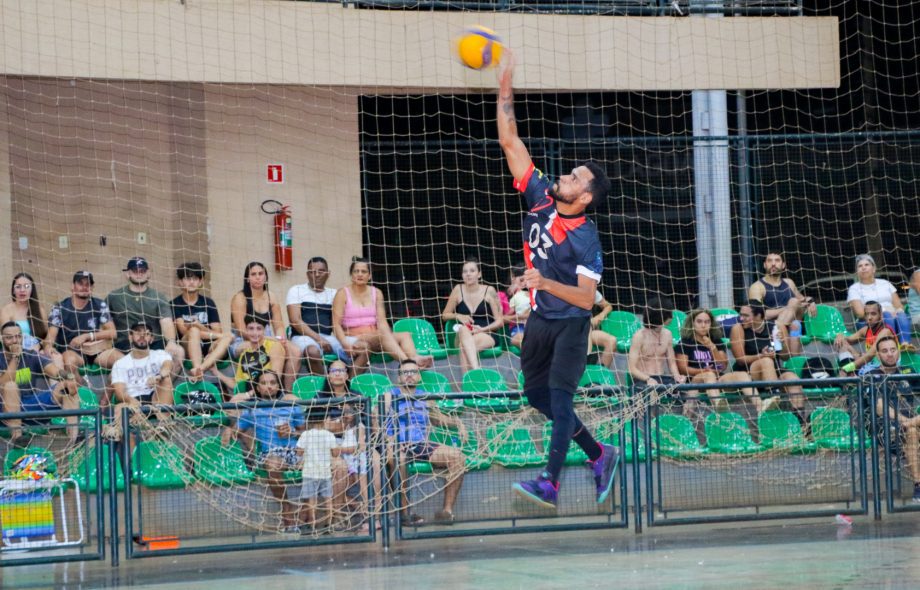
top-left (496, 50), bottom-right (620, 508)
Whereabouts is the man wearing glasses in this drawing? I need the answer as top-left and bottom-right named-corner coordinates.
top-left (286, 256), bottom-right (348, 375)
top-left (384, 359), bottom-right (467, 526)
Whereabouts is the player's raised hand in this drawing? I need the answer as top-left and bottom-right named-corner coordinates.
top-left (523, 268), bottom-right (545, 290)
top-left (497, 48), bottom-right (515, 86)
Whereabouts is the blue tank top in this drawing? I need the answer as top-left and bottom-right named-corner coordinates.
top-left (386, 388), bottom-right (429, 444)
top-left (759, 278), bottom-right (793, 309)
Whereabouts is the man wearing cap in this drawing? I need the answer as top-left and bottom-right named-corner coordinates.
top-left (105, 321), bottom-right (174, 440)
top-left (44, 271), bottom-right (123, 387)
top-left (106, 257), bottom-right (184, 376)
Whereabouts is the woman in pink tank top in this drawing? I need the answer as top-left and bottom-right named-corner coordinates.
top-left (332, 258), bottom-right (431, 373)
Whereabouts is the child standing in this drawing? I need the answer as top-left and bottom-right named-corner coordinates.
top-left (296, 421), bottom-right (340, 532)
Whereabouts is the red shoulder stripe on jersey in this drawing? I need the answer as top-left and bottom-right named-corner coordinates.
top-left (512, 163), bottom-right (535, 192)
top-left (548, 214), bottom-right (586, 244)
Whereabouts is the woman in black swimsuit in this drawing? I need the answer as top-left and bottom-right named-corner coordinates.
top-left (440, 258), bottom-right (504, 375)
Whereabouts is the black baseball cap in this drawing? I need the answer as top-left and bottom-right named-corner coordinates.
top-left (124, 257), bottom-right (149, 271)
top-left (129, 321), bottom-right (151, 332)
top-left (72, 271), bottom-right (94, 285)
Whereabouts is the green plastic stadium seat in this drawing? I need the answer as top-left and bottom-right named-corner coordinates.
top-left (173, 380), bottom-right (226, 426)
top-left (78, 363), bottom-right (110, 377)
top-left (69, 444), bottom-right (125, 492)
top-left (666, 310), bottom-right (688, 345)
top-left (47, 386), bottom-right (100, 429)
top-left (393, 318), bottom-right (449, 360)
top-left (783, 356), bottom-right (842, 397)
top-left (710, 307), bottom-right (738, 346)
top-left (758, 411), bottom-right (816, 454)
top-left (131, 441), bottom-right (189, 489)
top-left (542, 421), bottom-right (588, 466)
top-left (487, 421), bottom-right (543, 468)
top-left (3, 446), bottom-right (58, 476)
top-left (193, 437), bottom-right (255, 486)
top-left (292, 375), bottom-right (326, 401)
top-left (811, 407), bottom-right (869, 451)
top-left (899, 352), bottom-right (920, 374)
top-left (600, 311), bottom-right (641, 353)
top-left (444, 320), bottom-right (503, 359)
top-left (597, 417), bottom-right (651, 462)
top-left (462, 368), bottom-right (522, 413)
top-left (419, 370), bottom-right (462, 414)
top-left (651, 414), bottom-right (708, 459)
top-left (408, 425), bottom-right (491, 475)
top-left (350, 373), bottom-right (393, 401)
top-left (803, 305), bottom-right (850, 345)
top-left (577, 364), bottom-right (620, 407)
top-left (705, 412), bottom-right (763, 454)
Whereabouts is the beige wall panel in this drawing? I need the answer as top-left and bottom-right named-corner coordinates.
top-left (0, 82), bottom-right (10, 284)
top-left (0, 1), bottom-right (839, 90)
top-left (203, 84), bottom-right (362, 324)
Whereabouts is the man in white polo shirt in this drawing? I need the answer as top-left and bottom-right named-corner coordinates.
top-left (286, 256), bottom-right (347, 375)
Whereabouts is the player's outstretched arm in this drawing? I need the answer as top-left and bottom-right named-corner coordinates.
top-left (496, 50), bottom-right (533, 181)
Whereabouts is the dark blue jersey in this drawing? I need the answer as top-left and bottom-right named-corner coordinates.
top-left (515, 164), bottom-right (603, 320)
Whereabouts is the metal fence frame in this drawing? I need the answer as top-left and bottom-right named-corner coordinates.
top-left (874, 373), bottom-right (920, 515)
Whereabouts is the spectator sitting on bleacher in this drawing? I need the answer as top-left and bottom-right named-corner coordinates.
top-left (848, 254), bottom-right (914, 350)
top-left (172, 262), bottom-right (231, 383)
top-left (286, 256), bottom-right (348, 376)
top-left (729, 301), bottom-right (804, 420)
top-left (383, 359), bottom-right (466, 526)
top-left (1, 273), bottom-right (56, 364)
top-left (499, 265), bottom-right (529, 350)
top-left (104, 321), bottom-right (174, 441)
top-left (1, 321), bottom-right (80, 442)
top-left (332, 257), bottom-right (431, 374)
top-left (866, 335), bottom-right (920, 503)
top-left (747, 252), bottom-right (816, 355)
top-left (230, 261), bottom-right (301, 391)
top-left (674, 309), bottom-right (754, 418)
top-left (214, 315), bottom-right (284, 395)
top-left (588, 290), bottom-right (617, 368)
top-left (628, 296), bottom-right (685, 401)
top-left (835, 300), bottom-right (898, 376)
top-left (106, 257), bottom-right (184, 378)
top-left (234, 370), bottom-right (306, 533)
top-left (44, 271), bottom-right (123, 389)
top-left (440, 258), bottom-right (503, 375)
top-left (908, 268), bottom-right (920, 335)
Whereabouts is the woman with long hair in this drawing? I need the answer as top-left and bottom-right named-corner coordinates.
top-left (0, 273), bottom-right (60, 366)
top-left (229, 261), bottom-right (301, 390)
top-left (441, 258), bottom-right (503, 375)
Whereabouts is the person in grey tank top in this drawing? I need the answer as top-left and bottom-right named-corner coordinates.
top-left (747, 252), bottom-right (816, 356)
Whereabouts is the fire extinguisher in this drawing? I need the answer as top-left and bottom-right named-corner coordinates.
top-left (262, 200), bottom-right (292, 271)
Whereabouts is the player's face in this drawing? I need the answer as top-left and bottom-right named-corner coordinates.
top-left (693, 313), bottom-right (712, 336)
top-left (307, 262), bottom-right (329, 290)
top-left (856, 259), bottom-right (875, 280)
top-left (327, 361), bottom-right (348, 387)
top-left (877, 340), bottom-right (899, 368)
top-left (245, 322), bottom-right (265, 343)
top-left (398, 363), bottom-right (421, 387)
top-left (350, 263), bottom-right (371, 285)
top-left (72, 278), bottom-right (93, 300)
top-left (179, 275), bottom-right (202, 293)
top-left (764, 254), bottom-right (785, 276)
top-left (12, 277), bottom-right (32, 303)
top-left (130, 328), bottom-right (152, 350)
top-left (256, 373), bottom-right (281, 398)
top-left (246, 265), bottom-right (267, 290)
top-left (1, 326), bottom-right (23, 354)
top-left (738, 306), bottom-right (754, 328)
top-left (865, 305), bottom-right (882, 325)
top-left (461, 262), bottom-right (480, 285)
top-left (127, 267), bottom-right (149, 286)
top-left (553, 166), bottom-right (594, 206)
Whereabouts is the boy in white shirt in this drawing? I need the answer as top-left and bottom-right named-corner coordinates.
top-left (296, 421), bottom-right (340, 532)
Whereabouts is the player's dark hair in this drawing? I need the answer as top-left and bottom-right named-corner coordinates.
top-left (9, 272), bottom-right (46, 340)
top-left (177, 262), bottom-right (205, 280)
top-left (583, 161), bottom-right (611, 205)
top-left (307, 256), bottom-right (328, 269)
top-left (349, 256), bottom-right (371, 275)
top-left (746, 300), bottom-right (766, 319)
top-left (644, 296), bottom-right (673, 327)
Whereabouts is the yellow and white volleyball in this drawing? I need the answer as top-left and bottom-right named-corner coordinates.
top-left (455, 26), bottom-right (504, 70)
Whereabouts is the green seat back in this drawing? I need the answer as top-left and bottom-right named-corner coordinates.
top-left (758, 411), bottom-right (814, 452)
top-left (704, 412), bottom-right (762, 454)
top-left (899, 352), bottom-right (920, 374)
top-left (420, 370), bottom-right (452, 394)
top-left (599, 311), bottom-right (641, 352)
top-left (783, 356), bottom-right (807, 377)
top-left (811, 406), bottom-right (868, 450)
top-left (579, 365), bottom-right (618, 388)
top-left (461, 368), bottom-right (507, 393)
top-left (351, 373), bottom-right (393, 401)
top-left (597, 417), bottom-right (647, 461)
top-left (486, 421), bottom-right (543, 468)
top-left (4, 446), bottom-right (58, 476)
top-left (667, 310), bottom-right (688, 344)
top-left (174, 380), bottom-right (222, 405)
top-left (651, 414), bottom-right (706, 458)
top-left (193, 437), bottom-right (255, 486)
top-left (69, 444), bottom-right (125, 492)
top-left (52, 387), bottom-right (99, 427)
top-left (804, 305), bottom-right (849, 344)
top-left (131, 441), bottom-right (190, 489)
top-left (292, 375), bottom-right (326, 400)
top-left (393, 318), bottom-right (448, 359)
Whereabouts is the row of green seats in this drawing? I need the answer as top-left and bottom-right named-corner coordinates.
top-left (652, 407), bottom-right (870, 459)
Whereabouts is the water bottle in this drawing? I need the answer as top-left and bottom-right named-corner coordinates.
top-left (772, 325), bottom-right (783, 352)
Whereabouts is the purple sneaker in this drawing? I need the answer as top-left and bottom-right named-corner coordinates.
top-left (589, 444), bottom-right (620, 504)
top-left (512, 474), bottom-right (558, 509)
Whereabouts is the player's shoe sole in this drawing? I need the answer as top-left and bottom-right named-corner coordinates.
top-left (596, 445), bottom-right (621, 504)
